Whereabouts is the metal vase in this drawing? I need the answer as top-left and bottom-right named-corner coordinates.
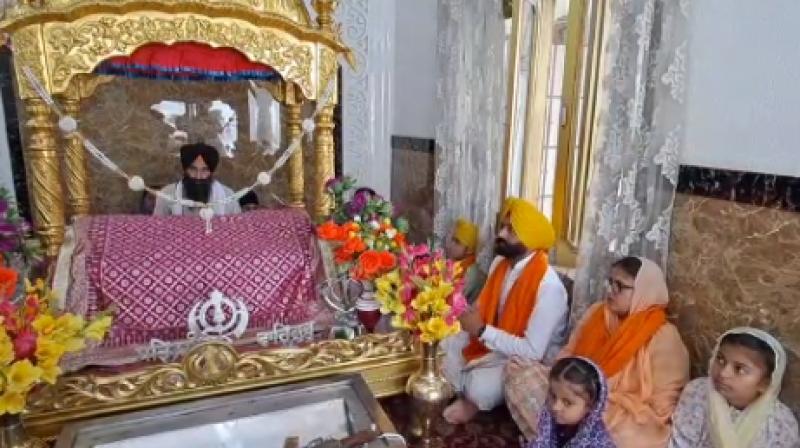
top-left (405, 341), bottom-right (454, 448)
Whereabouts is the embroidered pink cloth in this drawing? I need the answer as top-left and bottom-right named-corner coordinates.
top-left (67, 209), bottom-right (318, 348)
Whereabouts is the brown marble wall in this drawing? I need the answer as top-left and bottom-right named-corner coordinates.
top-left (390, 136), bottom-right (435, 244)
top-left (79, 78), bottom-right (320, 214)
top-left (668, 193), bottom-right (800, 414)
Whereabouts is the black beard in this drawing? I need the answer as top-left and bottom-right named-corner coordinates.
top-left (494, 238), bottom-right (528, 259)
top-left (183, 177), bottom-right (212, 203)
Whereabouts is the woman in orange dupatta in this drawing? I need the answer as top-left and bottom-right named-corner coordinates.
top-left (505, 257), bottom-right (690, 447)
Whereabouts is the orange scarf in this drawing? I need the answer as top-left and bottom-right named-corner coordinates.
top-left (571, 303), bottom-right (667, 378)
top-left (456, 255), bottom-right (476, 277)
top-left (462, 251), bottom-right (548, 362)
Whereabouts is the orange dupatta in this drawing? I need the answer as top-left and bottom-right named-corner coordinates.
top-left (462, 251), bottom-right (549, 362)
top-left (571, 304), bottom-right (666, 378)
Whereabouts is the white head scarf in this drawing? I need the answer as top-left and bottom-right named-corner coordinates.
top-left (708, 327), bottom-right (787, 448)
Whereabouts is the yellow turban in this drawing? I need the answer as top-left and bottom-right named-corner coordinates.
top-left (453, 218), bottom-right (479, 253)
top-left (500, 197), bottom-right (555, 250)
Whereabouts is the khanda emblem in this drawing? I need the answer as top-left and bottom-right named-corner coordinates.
top-left (187, 290), bottom-right (250, 340)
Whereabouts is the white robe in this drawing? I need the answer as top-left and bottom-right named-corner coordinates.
top-left (442, 252), bottom-right (568, 410)
top-left (152, 180), bottom-right (241, 217)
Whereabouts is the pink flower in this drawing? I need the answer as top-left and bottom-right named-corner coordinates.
top-left (449, 292), bottom-right (468, 317)
top-left (13, 329), bottom-right (37, 360)
top-left (403, 309), bottom-right (416, 324)
top-left (0, 299), bottom-right (15, 318)
top-left (408, 244), bottom-right (430, 258)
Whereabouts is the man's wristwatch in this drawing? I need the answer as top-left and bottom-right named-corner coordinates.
top-left (477, 325), bottom-right (487, 338)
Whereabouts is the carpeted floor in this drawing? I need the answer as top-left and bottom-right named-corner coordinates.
top-left (381, 395), bottom-right (522, 448)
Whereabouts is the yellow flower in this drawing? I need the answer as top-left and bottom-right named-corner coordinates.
top-left (0, 330), bottom-right (13, 366)
top-left (31, 314), bottom-right (56, 334)
top-left (84, 315), bottom-right (112, 341)
top-left (375, 270), bottom-right (400, 294)
top-left (418, 317), bottom-right (456, 343)
top-left (390, 314), bottom-right (413, 330)
top-left (55, 314), bottom-right (85, 336)
top-left (35, 336), bottom-right (66, 367)
top-left (4, 359), bottom-right (43, 393)
top-left (0, 390), bottom-right (25, 414)
top-left (39, 363), bottom-right (62, 385)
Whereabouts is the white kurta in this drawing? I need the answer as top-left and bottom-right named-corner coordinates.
top-left (152, 180), bottom-right (241, 217)
top-left (442, 252), bottom-right (569, 410)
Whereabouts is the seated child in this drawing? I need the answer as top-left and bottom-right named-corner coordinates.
top-left (529, 356), bottom-right (615, 448)
top-left (668, 327), bottom-right (799, 448)
top-left (444, 218), bottom-right (486, 304)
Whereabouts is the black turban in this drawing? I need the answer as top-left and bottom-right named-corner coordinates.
top-left (238, 191), bottom-right (259, 208)
top-left (179, 143), bottom-right (220, 172)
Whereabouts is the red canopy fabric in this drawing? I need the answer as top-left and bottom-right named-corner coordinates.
top-left (96, 42), bottom-right (278, 81)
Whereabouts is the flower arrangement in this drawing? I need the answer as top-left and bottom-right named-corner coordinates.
top-left (0, 271), bottom-right (112, 414)
top-left (374, 244), bottom-right (468, 343)
top-left (0, 188), bottom-right (41, 273)
top-left (317, 177), bottom-right (409, 281)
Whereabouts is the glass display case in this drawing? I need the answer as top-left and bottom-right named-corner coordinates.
top-left (54, 374), bottom-right (405, 448)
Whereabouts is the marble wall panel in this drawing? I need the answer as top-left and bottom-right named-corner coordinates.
top-left (390, 136), bottom-right (435, 244)
top-left (668, 192), bottom-right (800, 415)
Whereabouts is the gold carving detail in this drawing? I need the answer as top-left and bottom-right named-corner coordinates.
top-left (41, 13), bottom-right (317, 98)
top-left (60, 88), bottom-right (91, 217)
top-left (2, 0), bottom-right (313, 28)
top-left (23, 98), bottom-right (65, 258)
top-left (9, 25), bottom-right (50, 99)
top-left (313, 103), bottom-right (335, 219)
top-left (285, 84), bottom-right (305, 208)
top-left (26, 332), bottom-right (413, 414)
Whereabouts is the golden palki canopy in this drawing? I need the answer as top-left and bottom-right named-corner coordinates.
top-left (0, 0), bottom-right (354, 257)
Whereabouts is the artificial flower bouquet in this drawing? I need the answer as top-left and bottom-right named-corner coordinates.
top-left (374, 244), bottom-right (467, 343)
top-left (0, 271), bottom-right (112, 414)
top-left (316, 176), bottom-right (409, 281)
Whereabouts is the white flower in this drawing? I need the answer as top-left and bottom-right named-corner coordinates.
top-left (369, 221), bottom-right (380, 230)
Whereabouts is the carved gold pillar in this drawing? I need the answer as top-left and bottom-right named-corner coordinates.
top-left (285, 84), bottom-right (305, 208)
top-left (61, 92), bottom-right (91, 216)
top-left (313, 104), bottom-right (335, 219)
top-left (23, 98), bottom-right (66, 258)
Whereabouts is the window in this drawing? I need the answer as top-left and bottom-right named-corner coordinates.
top-left (503, 0), bottom-right (606, 267)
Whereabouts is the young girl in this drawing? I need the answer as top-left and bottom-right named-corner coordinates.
top-left (529, 356), bottom-right (615, 448)
top-left (669, 327), bottom-right (799, 447)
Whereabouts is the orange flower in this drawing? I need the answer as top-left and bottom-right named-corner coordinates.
top-left (334, 247), bottom-right (354, 263)
top-left (358, 250), bottom-right (384, 277)
top-left (378, 251), bottom-right (396, 270)
top-left (342, 237), bottom-right (366, 254)
top-left (0, 267), bottom-right (18, 300)
top-left (317, 221), bottom-right (346, 241)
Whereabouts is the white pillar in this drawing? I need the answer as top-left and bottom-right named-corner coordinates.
top-left (337, 0), bottom-right (395, 198)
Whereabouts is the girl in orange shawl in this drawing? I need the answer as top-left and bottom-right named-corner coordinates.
top-left (505, 257), bottom-right (690, 448)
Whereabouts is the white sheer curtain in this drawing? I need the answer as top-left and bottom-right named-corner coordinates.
top-left (572, 0), bottom-right (691, 320)
top-left (433, 0), bottom-right (507, 267)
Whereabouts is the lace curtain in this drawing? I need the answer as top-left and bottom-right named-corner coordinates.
top-left (571, 0), bottom-right (691, 320)
top-left (433, 0), bottom-right (507, 267)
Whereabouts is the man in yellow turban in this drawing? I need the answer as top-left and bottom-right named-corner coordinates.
top-left (445, 218), bottom-right (486, 304)
top-left (441, 197), bottom-right (568, 424)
